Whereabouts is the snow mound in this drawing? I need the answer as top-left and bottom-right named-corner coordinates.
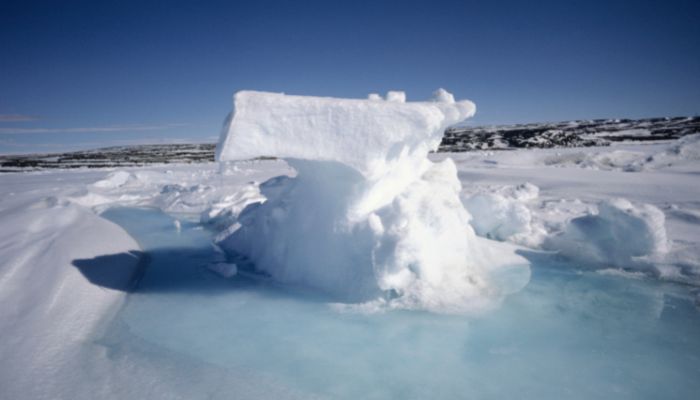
top-left (462, 183), bottom-right (544, 246)
top-left (217, 90), bottom-right (529, 313)
top-left (0, 197), bottom-right (141, 398)
top-left (643, 133), bottom-right (700, 169)
top-left (93, 170), bottom-right (135, 188)
top-left (667, 133), bottom-right (700, 160)
top-left (543, 150), bottom-right (647, 171)
top-left (546, 198), bottom-right (668, 268)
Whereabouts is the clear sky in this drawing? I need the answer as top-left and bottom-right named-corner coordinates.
top-left (1, 0), bottom-right (699, 154)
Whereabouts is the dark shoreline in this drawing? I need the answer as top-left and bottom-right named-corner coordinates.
top-left (2, 116), bottom-right (698, 172)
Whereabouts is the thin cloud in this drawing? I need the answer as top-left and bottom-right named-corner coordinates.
top-left (0, 114), bottom-right (39, 122)
top-left (0, 123), bottom-right (189, 134)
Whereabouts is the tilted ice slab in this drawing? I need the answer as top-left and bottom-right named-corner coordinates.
top-left (217, 90), bottom-right (529, 313)
top-left (216, 89), bottom-right (475, 179)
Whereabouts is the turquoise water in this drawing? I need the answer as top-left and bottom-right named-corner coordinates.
top-left (102, 207), bottom-right (700, 399)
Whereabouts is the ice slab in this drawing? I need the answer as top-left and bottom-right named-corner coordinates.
top-left (216, 90), bottom-right (475, 179)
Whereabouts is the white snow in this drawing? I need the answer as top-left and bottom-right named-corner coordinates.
top-left (92, 170), bottom-right (135, 188)
top-left (536, 135), bottom-right (700, 172)
top-left (216, 90), bottom-right (475, 179)
top-left (0, 195), bottom-right (141, 399)
top-left (545, 198), bottom-right (669, 268)
top-left (440, 141), bottom-right (700, 283)
top-left (461, 182), bottom-right (544, 246)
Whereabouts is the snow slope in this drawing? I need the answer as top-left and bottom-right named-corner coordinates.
top-left (0, 186), bottom-right (141, 398)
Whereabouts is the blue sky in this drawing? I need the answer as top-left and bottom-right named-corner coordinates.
top-left (1, 0), bottom-right (699, 154)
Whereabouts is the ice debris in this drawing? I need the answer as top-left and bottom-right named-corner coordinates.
top-left (462, 182), bottom-right (544, 246)
top-left (546, 198), bottom-right (668, 268)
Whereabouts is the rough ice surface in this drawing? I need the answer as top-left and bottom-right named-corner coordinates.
top-left (217, 90), bottom-right (529, 313)
top-left (537, 133), bottom-right (700, 172)
top-left (462, 182), bottom-right (544, 246)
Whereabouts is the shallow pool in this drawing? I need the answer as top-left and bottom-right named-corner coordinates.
top-left (101, 207), bottom-right (700, 399)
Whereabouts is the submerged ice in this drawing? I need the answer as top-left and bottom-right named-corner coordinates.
top-left (216, 90), bottom-right (529, 313)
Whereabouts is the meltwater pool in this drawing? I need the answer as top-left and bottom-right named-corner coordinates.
top-left (99, 207), bottom-right (700, 400)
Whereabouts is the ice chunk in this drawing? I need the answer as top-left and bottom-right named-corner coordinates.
top-left (462, 183), bottom-right (543, 245)
top-left (464, 193), bottom-right (534, 242)
top-left (207, 262), bottom-right (238, 278)
top-left (92, 170), bottom-right (134, 188)
top-left (216, 90), bottom-right (528, 313)
top-left (547, 198), bottom-right (668, 268)
top-left (216, 90), bottom-right (475, 179)
top-left (432, 88), bottom-right (456, 103)
top-left (385, 90), bottom-right (406, 103)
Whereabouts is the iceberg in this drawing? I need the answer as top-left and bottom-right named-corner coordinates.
top-left (216, 89), bottom-right (529, 313)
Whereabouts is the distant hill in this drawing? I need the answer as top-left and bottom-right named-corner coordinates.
top-left (0, 143), bottom-right (215, 172)
top-left (2, 116), bottom-right (699, 172)
top-left (441, 116), bottom-right (699, 151)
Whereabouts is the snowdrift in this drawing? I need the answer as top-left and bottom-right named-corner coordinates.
top-left (0, 197), bottom-right (141, 398)
top-left (216, 90), bottom-right (529, 313)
